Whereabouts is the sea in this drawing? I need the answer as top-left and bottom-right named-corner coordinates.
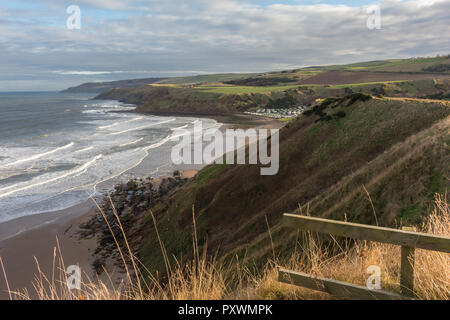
top-left (0, 92), bottom-right (220, 224)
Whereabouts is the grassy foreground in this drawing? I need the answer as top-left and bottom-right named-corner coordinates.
top-left (1, 194), bottom-right (448, 300)
top-left (1, 93), bottom-right (449, 300)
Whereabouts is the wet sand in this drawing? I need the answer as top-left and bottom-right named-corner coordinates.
top-left (0, 114), bottom-right (286, 300)
top-left (136, 110), bottom-right (285, 130)
top-left (0, 202), bottom-right (99, 299)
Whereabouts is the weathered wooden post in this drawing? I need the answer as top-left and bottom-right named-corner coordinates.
top-left (280, 214), bottom-right (450, 299)
top-left (400, 227), bottom-right (416, 297)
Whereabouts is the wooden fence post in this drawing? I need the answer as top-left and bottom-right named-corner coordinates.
top-left (400, 227), bottom-right (416, 297)
top-left (280, 214), bottom-right (450, 299)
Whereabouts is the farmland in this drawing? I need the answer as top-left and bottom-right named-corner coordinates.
top-left (93, 55), bottom-right (449, 115)
top-left (193, 85), bottom-right (301, 94)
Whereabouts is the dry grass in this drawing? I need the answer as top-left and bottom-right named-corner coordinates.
top-left (414, 194), bottom-right (450, 299)
top-left (2, 202), bottom-right (230, 300)
top-left (249, 194), bottom-right (449, 300)
top-left (1, 195), bottom-right (448, 300)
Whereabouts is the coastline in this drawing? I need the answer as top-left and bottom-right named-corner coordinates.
top-left (0, 171), bottom-right (199, 300)
top-left (0, 112), bottom-right (285, 300)
top-left (0, 202), bottom-right (97, 299)
top-left (134, 110), bottom-right (285, 130)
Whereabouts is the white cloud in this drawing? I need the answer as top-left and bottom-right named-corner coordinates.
top-left (52, 70), bottom-right (116, 75)
top-left (0, 0), bottom-right (449, 90)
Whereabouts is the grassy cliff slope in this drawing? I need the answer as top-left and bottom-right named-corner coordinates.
top-left (138, 95), bottom-right (450, 277)
top-left (95, 79), bottom-right (450, 115)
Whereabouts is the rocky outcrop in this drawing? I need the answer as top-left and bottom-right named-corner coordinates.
top-left (79, 174), bottom-right (187, 275)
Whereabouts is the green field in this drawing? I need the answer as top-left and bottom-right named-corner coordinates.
top-left (195, 85), bottom-right (300, 94)
top-left (330, 80), bottom-right (407, 89)
top-left (301, 56), bottom-right (449, 73)
top-left (157, 73), bottom-right (258, 85)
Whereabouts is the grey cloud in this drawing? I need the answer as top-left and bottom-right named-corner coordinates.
top-left (0, 0), bottom-right (449, 90)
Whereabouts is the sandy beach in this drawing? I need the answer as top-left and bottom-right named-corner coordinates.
top-left (136, 110), bottom-right (285, 130)
top-left (0, 114), bottom-right (285, 300)
top-left (0, 173), bottom-right (202, 300)
top-left (0, 201), bottom-right (102, 299)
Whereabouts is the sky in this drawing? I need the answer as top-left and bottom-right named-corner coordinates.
top-left (0, 0), bottom-right (449, 91)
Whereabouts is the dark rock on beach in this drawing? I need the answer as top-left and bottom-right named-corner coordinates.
top-left (79, 173), bottom-right (187, 275)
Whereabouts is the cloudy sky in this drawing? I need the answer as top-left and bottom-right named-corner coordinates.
top-left (0, 0), bottom-right (449, 91)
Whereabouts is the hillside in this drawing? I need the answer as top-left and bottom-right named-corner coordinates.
top-left (64, 55), bottom-right (450, 94)
top-left (94, 85), bottom-right (310, 115)
top-left (61, 73), bottom-right (255, 93)
top-left (61, 78), bottom-right (167, 93)
top-left (94, 79), bottom-right (450, 115)
top-left (89, 55), bottom-right (449, 114)
top-left (134, 95), bottom-right (450, 278)
top-left (300, 56), bottom-right (450, 73)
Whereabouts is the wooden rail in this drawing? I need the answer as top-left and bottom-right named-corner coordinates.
top-left (283, 214), bottom-right (450, 253)
top-left (279, 214), bottom-right (450, 299)
top-left (278, 269), bottom-right (409, 300)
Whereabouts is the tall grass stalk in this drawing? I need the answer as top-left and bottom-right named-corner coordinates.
top-left (2, 194), bottom-right (448, 300)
